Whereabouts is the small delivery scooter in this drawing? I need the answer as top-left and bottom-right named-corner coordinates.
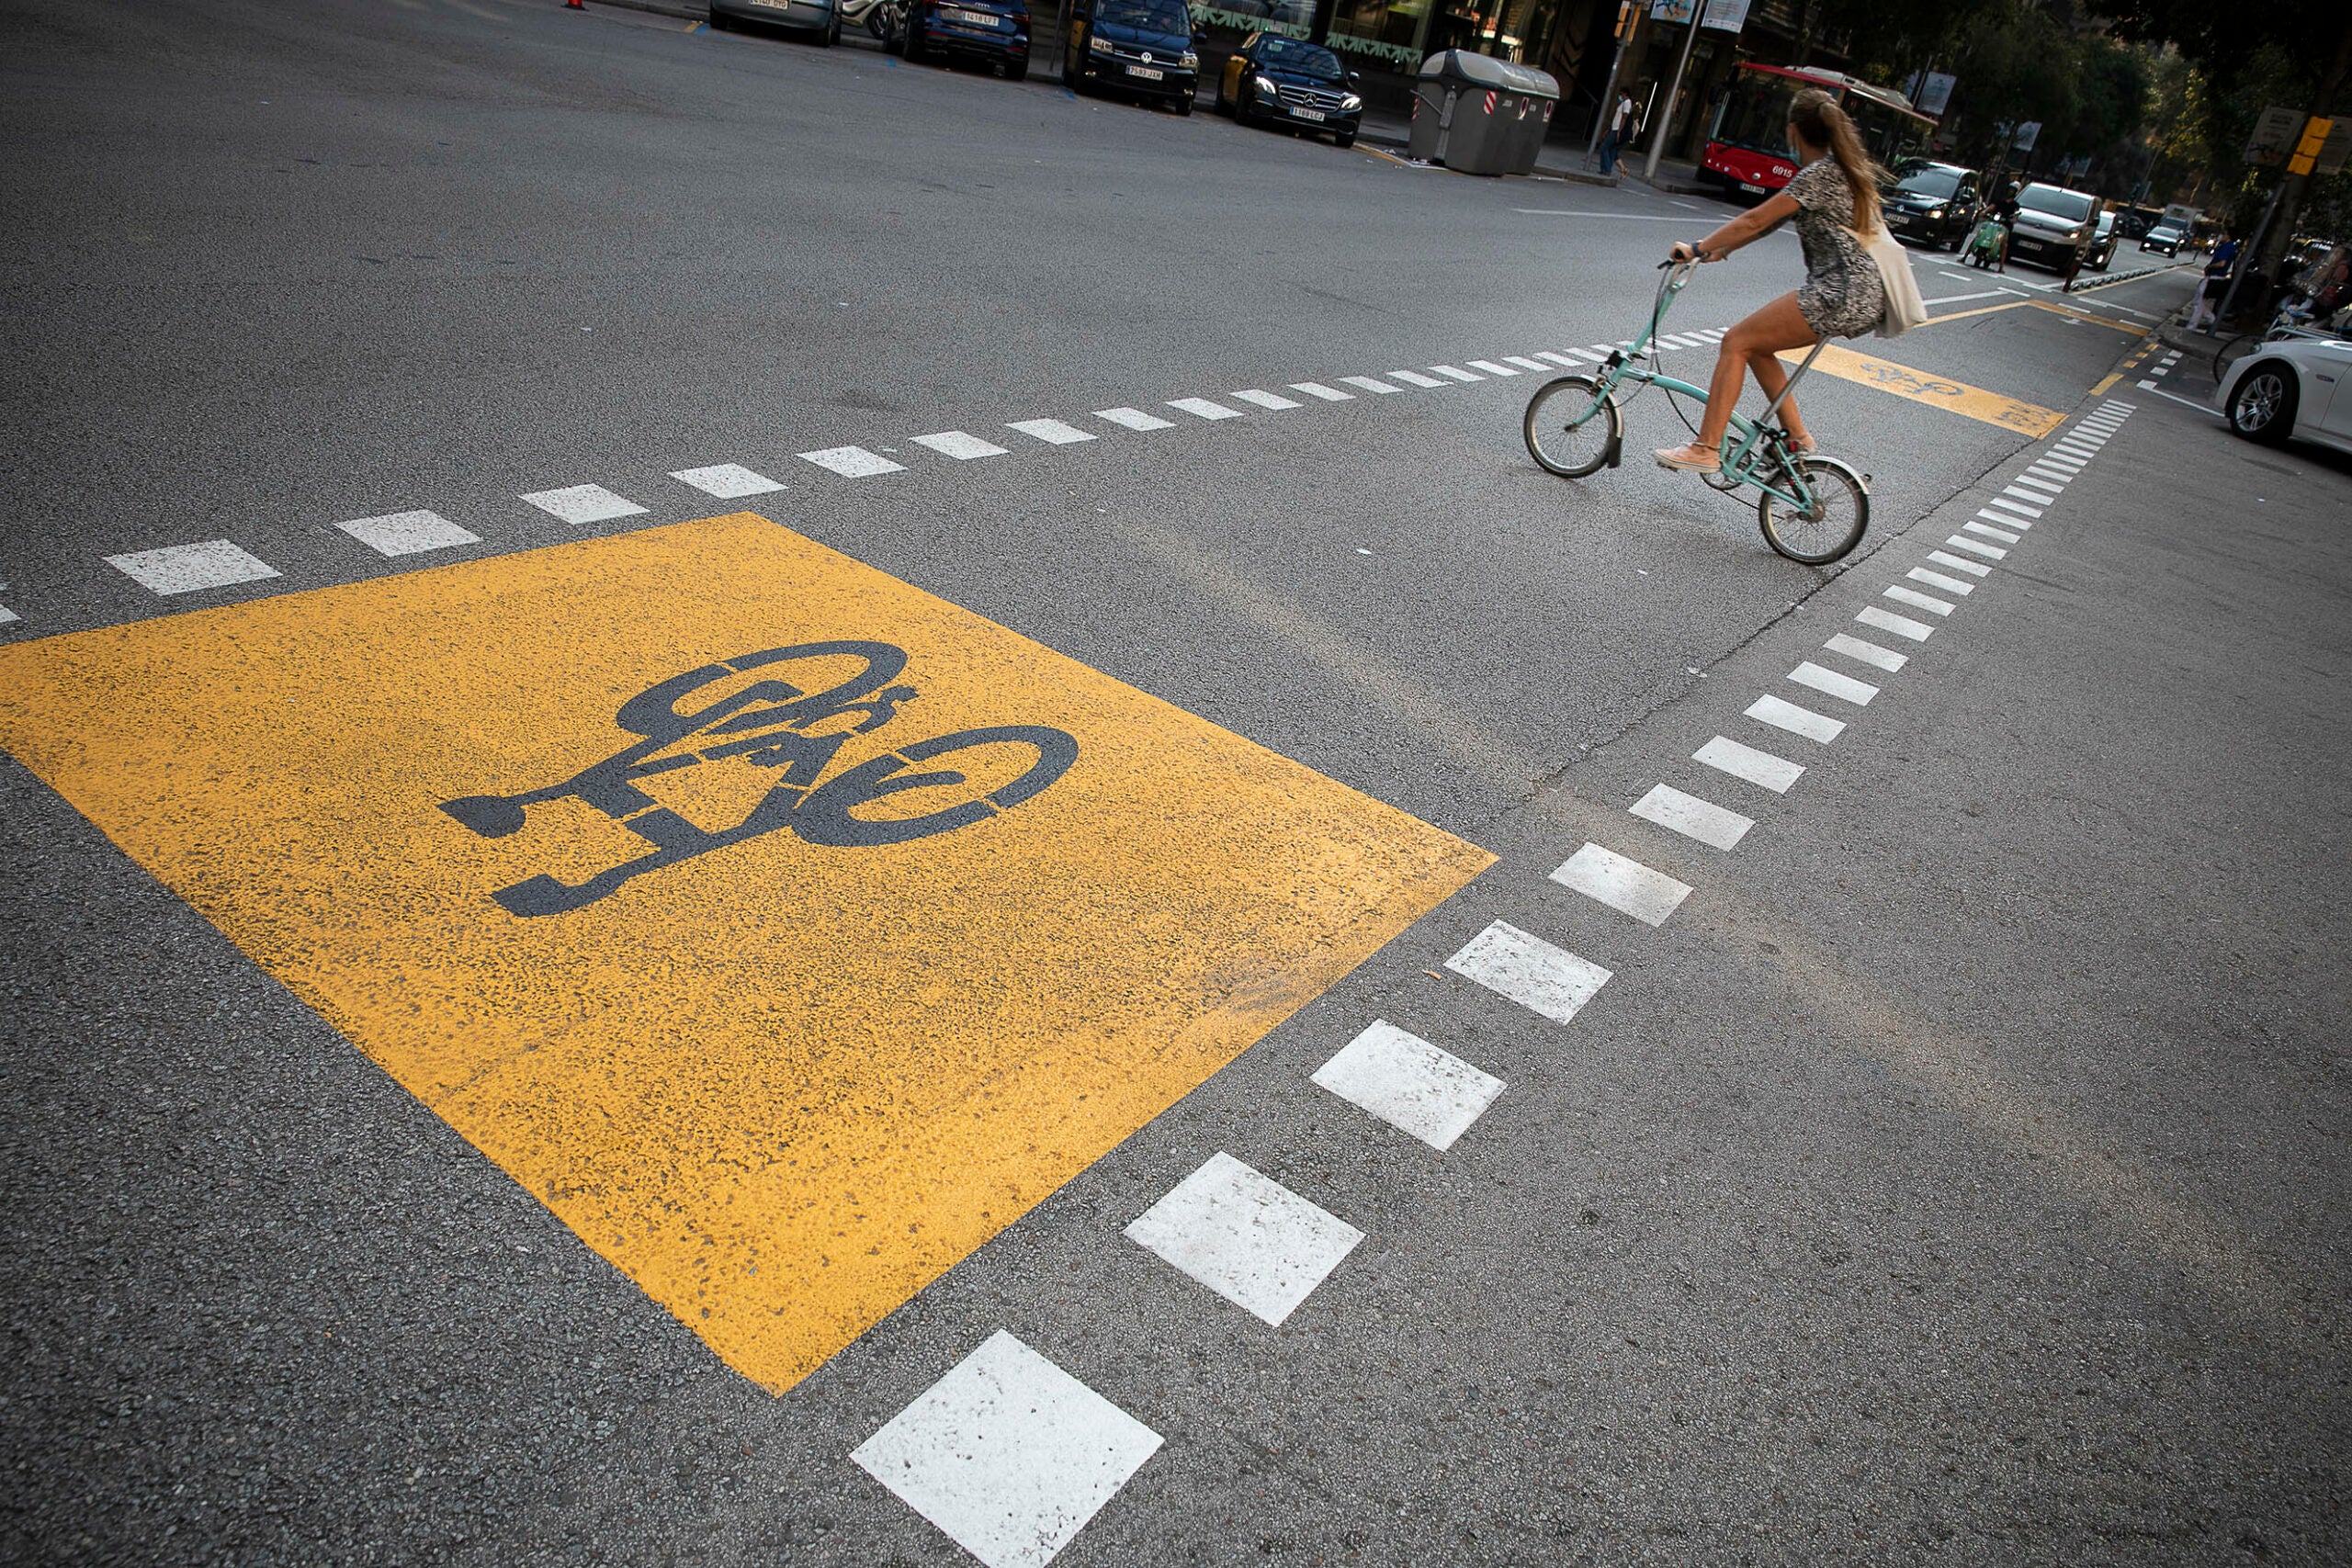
top-left (1962, 216), bottom-right (2007, 270)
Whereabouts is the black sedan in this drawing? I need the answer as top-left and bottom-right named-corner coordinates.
top-left (2141, 224), bottom-right (2185, 257)
top-left (1216, 33), bottom-right (1363, 149)
top-left (1883, 160), bottom-right (1983, 250)
top-left (901, 0), bottom-right (1028, 76)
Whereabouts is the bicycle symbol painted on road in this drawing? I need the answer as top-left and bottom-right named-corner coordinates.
top-left (436, 641), bottom-right (1080, 917)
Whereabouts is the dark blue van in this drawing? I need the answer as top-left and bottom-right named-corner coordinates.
top-left (1059, 0), bottom-right (1198, 114)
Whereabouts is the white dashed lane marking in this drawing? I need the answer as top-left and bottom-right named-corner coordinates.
top-left (1229, 389), bottom-right (1300, 410)
top-left (1823, 631), bottom-right (1907, 671)
top-left (1883, 584), bottom-right (1955, 618)
top-left (1963, 520), bottom-right (2022, 543)
top-left (670, 463), bottom-right (786, 498)
top-left (105, 540), bottom-right (282, 596)
top-left (1125, 1153), bottom-right (1363, 1327)
top-left (1629, 784), bottom-right (1753, 850)
top-left (1855, 604), bottom-right (1935, 641)
top-left (1385, 369), bottom-right (1449, 389)
top-left (519, 483), bottom-right (648, 525)
top-left (911, 431), bottom-right (1010, 460)
top-left (1996, 489), bottom-right (2048, 513)
top-left (1908, 567), bottom-right (1976, 596)
top-left (1465, 359), bottom-right (1519, 378)
top-left (1789, 660), bottom-right (1881, 705)
top-left (1947, 535), bottom-right (2007, 560)
top-left (1429, 365), bottom-right (1481, 383)
top-left (1168, 397), bottom-right (1244, 421)
top-left (1695, 734), bottom-right (1804, 793)
top-left (1745, 692), bottom-right (1846, 742)
top-left (1094, 406), bottom-right (1175, 431)
top-left (1005, 419), bottom-right (1096, 446)
top-left (336, 509), bottom-right (481, 558)
top-left (1550, 841), bottom-right (1691, 927)
top-left (1502, 355), bottom-right (1551, 372)
top-left (1928, 550), bottom-right (1992, 578)
top-left (1340, 376), bottom-right (1403, 394)
top-left (851, 1331), bottom-right (1161, 1568)
top-left (1311, 1021), bottom-right (1504, 1152)
top-left (1289, 382), bottom-right (1352, 401)
top-left (799, 445), bottom-right (909, 475)
top-left (1444, 919), bottom-right (1613, 1024)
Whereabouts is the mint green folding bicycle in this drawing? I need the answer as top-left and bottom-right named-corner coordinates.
top-left (1522, 258), bottom-right (1871, 565)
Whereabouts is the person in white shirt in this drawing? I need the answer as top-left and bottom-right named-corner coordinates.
top-left (1600, 90), bottom-right (1637, 177)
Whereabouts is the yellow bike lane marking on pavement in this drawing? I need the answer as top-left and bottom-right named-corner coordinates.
top-left (1778, 341), bottom-right (2067, 437)
top-left (0, 513), bottom-right (1493, 1393)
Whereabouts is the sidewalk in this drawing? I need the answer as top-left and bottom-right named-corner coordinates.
top-left (1355, 108), bottom-right (1717, 194)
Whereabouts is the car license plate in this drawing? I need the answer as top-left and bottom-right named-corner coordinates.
top-left (947, 7), bottom-right (995, 23)
top-left (1126, 64), bottom-right (1163, 79)
top-left (1739, 181), bottom-right (1766, 194)
top-left (1295, 107), bottom-right (1325, 121)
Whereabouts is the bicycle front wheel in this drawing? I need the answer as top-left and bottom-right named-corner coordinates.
top-left (1522, 376), bottom-right (1621, 479)
top-left (1758, 454), bottom-right (1869, 564)
top-left (2212, 333), bottom-right (2256, 384)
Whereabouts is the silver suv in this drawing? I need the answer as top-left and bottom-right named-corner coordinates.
top-left (2007, 183), bottom-right (2101, 274)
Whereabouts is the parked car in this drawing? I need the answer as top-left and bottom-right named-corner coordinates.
top-left (1061, 0), bottom-right (1198, 113)
top-left (902, 0), bottom-right (1028, 75)
top-left (1215, 33), bottom-right (1363, 148)
top-left (2140, 223), bottom-right (2186, 257)
top-left (2084, 208), bottom-right (2119, 271)
top-left (2220, 327), bottom-right (2352, 455)
top-left (1883, 160), bottom-right (1983, 250)
top-left (2007, 182), bottom-right (2100, 274)
top-left (708, 0), bottom-right (841, 45)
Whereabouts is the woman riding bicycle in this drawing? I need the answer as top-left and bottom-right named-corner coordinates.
top-left (1654, 88), bottom-right (1887, 474)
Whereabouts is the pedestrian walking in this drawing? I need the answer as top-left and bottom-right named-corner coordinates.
top-left (1599, 90), bottom-right (1637, 177)
top-left (2186, 231), bottom-right (2240, 332)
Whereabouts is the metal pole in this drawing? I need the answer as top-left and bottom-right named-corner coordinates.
top-left (1641, 2), bottom-right (1703, 180)
top-left (1585, 3), bottom-right (1633, 156)
top-left (2215, 181), bottom-right (2283, 329)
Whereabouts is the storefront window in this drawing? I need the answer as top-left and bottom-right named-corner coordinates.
top-left (1325, 0), bottom-right (1430, 68)
top-left (1188, 0), bottom-right (1314, 39)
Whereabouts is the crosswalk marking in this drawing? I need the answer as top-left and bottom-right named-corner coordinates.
top-left (1962, 520), bottom-right (2020, 543)
top-left (1790, 660), bottom-right (1880, 705)
top-left (1996, 488), bottom-right (2048, 513)
top-left (1629, 783), bottom-right (1753, 850)
top-left (1977, 507), bottom-right (2032, 530)
top-left (1311, 1021), bottom-right (1504, 1151)
top-left (1695, 734), bottom-right (1804, 793)
top-left (911, 430), bottom-right (1010, 459)
top-left (1947, 535), bottom-right (2007, 559)
top-left (1005, 419), bottom-right (1096, 446)
top-left (1883, 584), bottom-right (1955, 617)
top-left (1125, 1153), bottom-right (1363, 1325)
top-left (1502, 355), bottom-right (1551, 372)
top-left (1094, 406), bottom-right (1175, 430)
top-left (1444, 920), bottom-right (1612, 1024)
top-left (1428, 365), bottom-right (1480, 382)
top-left (1465, 359), bottom-right (1519, 377)
top-left (1745, 692), bottom-right (1845, 742)
top-left (670, 463), bottom-right (786, 499)
top-left (1550, 841), bottom-right (1691, 926)
top-left (520, 483), bottom-right (649, 524)
top-left (1168, 397), bottom-right (1244, 420)
top-left (1855, 605), bottom-right (1935, 641)
top-left (1823, 631), bottom-right (1907, 671)
top-left (1534, 350), bottom-right (1589, 367)
top-left (2013, 473), bottom-right (2064, 494)
top-left (105, 540), bottom-right (281, 596)
top-left (1385, 369), bottom-right (1448, 389)
top-left (1928, 550), bottom-right (1993, 577)
top-left (1340, 376), bottom-right (1403, 394)
top-left (799, 445), bottom-right (909, 474)
top-left (336, 509), bottom-right (481, 558)
top-left (1908, 567), bottom-right (1976, 596)
top-left (1289, 382), bottom-right (1353, 401)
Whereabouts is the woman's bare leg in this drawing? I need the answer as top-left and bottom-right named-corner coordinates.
top-left (1658, 292), bottom-right (1818, 466)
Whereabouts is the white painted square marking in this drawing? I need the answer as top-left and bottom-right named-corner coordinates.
top-left (850, 1331), bottom-right (1160, 1568)
top-left (1229, 389), bottom-right (1301, 410)
top-left (1005, 420), bottom-right (1096, 446)
top-left (1696, 734), bottom-right (1804, 793)
top-left (1465, 359), bottom-right (1520, 377)
top-left (911, 430), bottom-right (1011, 460)
top-left (1883, 584), bottom-right (1955, 617)
top-left (799, 446), bottom-right (909, 475)
top-left (1928, 550), bottom-right (1992, 577)
top-left (2013, 473), bottom-right (2064, 494)
top-left (2037, 452), bottom-right (2085, 469)
top-left (1125, 1153), bottom-right (1363, 1325)
top-left (1503, 355), bottom-right (1551, 372)
top-left (669, 463), bottom-right (785, 499)
top-left (1996, 488), bottom-right (2048, 513)
top-left (1945, 535), bottom-right (2007, 560)
top-left (1550, 841), bottom-right (1691, 926)
top-left (1444, 920), bottom-right (1612, 1024)
top-left (1290, 382), bottom-right (1353, 401)
top-left (1792, 660), bottom-right (1879, 705)
top-left (1588, 344), bottom-right (1617, 356)
top-left (105, 540), bottom-right (281, 596)
top-left (1094, 406), bottom-right (1175, 431)
top-left (1340, 376), bottom-right (1403, 394)
top-left (1825, 632), bottom-right (1906, 671)
top-left (2026, 463), bottom-right (2075, 482)
top-left (1630, 784), bottom-right (1753, 851)
top-left (335, 509), bottom-right (481, 558)
top-left (1384, 369), bottom-right (1448, 389)
top-left (519, 483), bottom-right (649, 525)
top-left (1168, 397), bottom-right (1245, 421)
top-left (1908, 567), bottom-right (1975, 596)
top-left (1746, 692), bottom-right (1846, 742)
top-left (1978, 505), bottom-right (2033, 529)
top-left (1962, 520), bottom-right (2021, 543)
top-left (1311, 1020), bottom-right (1504, 1151)
top-left (1428, 365), bottom-right (1482, 382)
top-left (1533, 351), bottom-right (1586, 367)
top-left (1855, 605), bottom-right (1934, 641)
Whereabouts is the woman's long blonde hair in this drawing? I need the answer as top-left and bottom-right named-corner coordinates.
top-left (1790, 88), bottom-right (1883, 235)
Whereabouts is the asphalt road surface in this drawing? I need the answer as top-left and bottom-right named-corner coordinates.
top-left (4, 1), bottom-right (2346, 1565)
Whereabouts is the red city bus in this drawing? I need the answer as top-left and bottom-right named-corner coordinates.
top-left (1701, 63), bottom-right (1937, 197)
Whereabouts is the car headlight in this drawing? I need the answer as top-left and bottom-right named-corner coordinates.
top-left (1089, 33), bottom-right (1113, 52)
top-left (1340, 94), bottom-right (1362, 111)
top-left (1252, 73), bottom-right (1278, 98)
top-left (1179, 50), bottom-right (1197, 69)
top-left (1924, 207), bottom-right (1944, 220)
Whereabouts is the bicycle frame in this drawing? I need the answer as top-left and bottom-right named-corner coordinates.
top-left (1576, 261), bottom-right (1830, 513)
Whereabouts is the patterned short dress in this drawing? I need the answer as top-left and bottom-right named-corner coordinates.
top-left (1785, 157), bottom-right (1886, 339)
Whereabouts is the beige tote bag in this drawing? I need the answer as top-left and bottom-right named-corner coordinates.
top-left (1867, 226), bottom-right (1928, 338)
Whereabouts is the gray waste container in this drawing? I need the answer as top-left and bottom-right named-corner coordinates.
top-left (1407, 51), bottom-right (1560, 175)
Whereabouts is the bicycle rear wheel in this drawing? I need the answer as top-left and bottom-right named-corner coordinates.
top-left (1757, 454), bottom-right (1869, 564)
top-left (1522, 376), bottom-right (1621, 479)
top-left (2212, 333), bottom-right (2257, 384)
